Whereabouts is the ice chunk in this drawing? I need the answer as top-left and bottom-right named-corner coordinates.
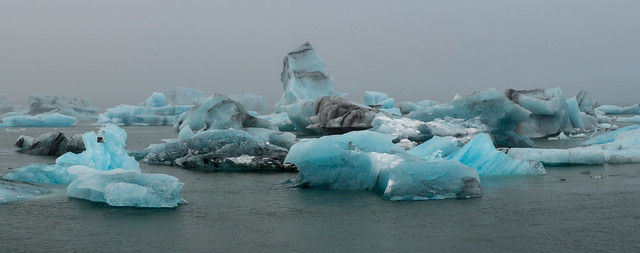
top-left (576, 90), bottom-right (599, 116)
top-left (407, 88), bottom-right (533, 148)
top-left (98, 103), bottom-right (193, 126)
top-left (506, 128), bottom-right (640, 165)
top-left (285, 131), bottom-right (482, 200)
top-left (370, 114), bottom-right (484, 144)
top-left (143, 92), bottom-right (166, 107)
top-left (15, 132), bottom-right (84, 156)
top-left (163, 87), bottom-right (206, 105)
top-left (613, 116), bottom-right (640, 124)
top-left (130, 128), bottom-right (295, 171)
top-left (583, 125), bottom-right (640, 146)
top-left (178, 125), bottom-right (195, 140)
top-left (28, 95), bottom-right (98, 121)
top-left (66, 165), bottom-right (184, 208)
top-left (229, 93), bottom-right (268, 112)
top-left (0, 113), bottom-right (77, 127)
top-left (447, 134), bottom-right (545, 176)
top-left (567, 96), bottom-right (597, 130)
top-left (398, 100), bottom-right (439, 115)
top-left (275, 43), bottom-right (335, 113)
top-left (364, 91), bottom-right (394, 109)
top-left (174, 94), bottom-right (276, 132)
top-left (0, 179), bottom-right (51, 203)
top-left (3, 124), bottom-right (140, 184)
top-left (505, 88), bottom-right (573, 138)
top-left (596, 104), bottom-right (640, 115)
top-left (306, 96), bottom-right (381, 134)
top-left (406, 136), bottom-right (462, 160)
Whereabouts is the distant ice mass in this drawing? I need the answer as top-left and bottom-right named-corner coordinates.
top-left (98, 89), bottom-right (203, 126)
top-left (229, 93), bottom-right (268, 112)
top-left (173, 94), bottom-right (276, 132)
top-left (66, 165), bottom-right (184, 208)
top-left (506, 125), bottom-right (640, 165)
top-left (364, 91), bottom-right (395, 109)
top-left (0, 179), bottom-right (51, 203)
top-left (597, 104), bottom-right (640, 115)
top-left (0, 112), bottom-right (77, 127)
top-left (284, 131), bottom-right (483, 200)
top-left (613, 115), bottom-right (640, 124)
top-left (15, 132), bottom-right (84, 156)
top-left (28, 94), bottom-right (98, 122)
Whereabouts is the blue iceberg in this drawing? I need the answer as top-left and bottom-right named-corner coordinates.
top-left (98, 91), bottom-right (194, 126)
top-left (596, 104), bottom-right (640, 115)
top-left (364, 91), bottom-right (395, 109)
top-left (0, 112), bottom-right (77, 127)
top-left (3, 124), bottom-right (141, 184)
top-left (174, 94), bottom-right (276, 132)
top-left (505, 88), bottom-right (573, 138)
top-left (284, 131), bottom-right (482, 200)
top-left (66, 165), bottom-right (184, 208)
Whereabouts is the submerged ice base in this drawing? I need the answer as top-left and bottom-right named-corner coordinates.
top-left (0, 179), bottom-right (51, 203)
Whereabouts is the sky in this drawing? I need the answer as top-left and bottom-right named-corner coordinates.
top-left (1, 0), bottom-right (639, 111)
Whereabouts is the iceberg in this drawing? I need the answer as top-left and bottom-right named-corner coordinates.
top-left (596, 104), bottom-right (640, 115)
top-left (398, 100), bottom-right (439, 115)
top-left (229, 93), bottom-right (268, 112)
top-left (284, 131), bottom-right (482, 200)
top-left (582, 125), bottom-right (640, 146)
top-left (370, 114), bottom-right (484, 144)
top-left (256, 112), bottom-right (295, 131)
top-left (275, 42), bottom-right (336, 113)
top-left (406, 88), bottom-right (533, 147)
top-left (130, 128), bottom-right (296, 171)
top-left (28, 94), bottom-right (98, 122)
top-left (15, 132), bottom-right (84, 156)
top-left (567, 96), bottom-right (597, 130)
top-left (66, 165), bottom-right (184, 208)
top-left (0, 112), bottom-right (77, 127)
top-left (163, 87), bottom-right (206, 105)
top-left (173, 94), bottom-right (276, 132)
top-left (98, 92), bottom-right (194, 126)
top-left (613, 115), bottom-right (640, 124)
top-left (575, 90), bottom-right (599, 116)
top-left (364, 91), bottom-right (395, 109)
top-left (306, 96), bottom-right (381, 134)
top-left (505, 127), bottom-right (640, 165)
top-left (3, 124), bottom-right (141, 184)
top-left (505, 88), bottom-right (573, 138)
top-left (0, 179), bottom-right (51, 203)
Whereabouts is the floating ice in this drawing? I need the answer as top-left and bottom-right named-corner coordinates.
top-left (130, 128), bottom-right (296, 171)
top-left (406, 136), bottom-right (462, 160)
top-left (174, 94), bottom-right (276, 132)
top-left (613, 115), bottom-right (640, 124)
top-left (567, 96), bottom-right (597, 130)
top-left (306, 96), bottom-right (381, 134)
top-left (407, 88), bottom-right (533, 148)
top-left (596, 104), bottom-right (640, 115)
top-left (256, 112), bottom-right (295, 131)
top-left (98, 91), bottom-right (194, 126)
top-left (275, 43), bottom-right (336, 113)
top-left (506, 127), bottom-right (640, 165)
top-left (15, 132), bottom-right (84, 156)
top-left (229, 93), bottom-right (268, 112)
top-left (505, 88), bottom-right (573, 138)
top-left (582, 125), bottom-right (640, 146)
top-left (364, 91), bottom-right (394, 109)
top-left (163, 87), bottom-right (206, 105)
top-left (66, 165), bottom-right (184, 208)
top-left (398, 100), bottom-right (439, 115)
top-left (3, 124), bottom-right (140, 184)
top-left (0, 113), bottom-right (77, 127)
top-left (0, 179), bottom-right (51, 203)
top-left (370, 114), bottom-right (484, 144)
top-left (284, 131), bottom-right (482, 200)
top-left (28, 94), bottom-right (98, 122)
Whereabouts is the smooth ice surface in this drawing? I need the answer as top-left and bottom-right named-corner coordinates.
top-left (364, 91), bottom-right (394, 109)
top-left (275, 43), bottom-right (335, 112)
top-left (506, 128), bottom-right (640, 165)
top-left (596, 104), bottom-right (640, 115)
top-left (0, 113), bottom-right (77, 127)
top-left (285, 131), bottom-right (482, 200)
top-left (406, 136), bottom-right (462, 160)
top-left (28, 94), bottom-right (98, 121)
top-left (407, 88), bottom-right (533, 148)
top-left (66, 165), bottom-right (184, 208)
top-left (2, 124), bottom-right (140, 184)
top-left (174, 94), bottom-right (276, 132)
top-left (447, 134), bottom-right (546, 176)
top-left (229, 93), bottom-right (268, 112)
top-left (143, 92), bottom-right (166, 107)
top-left (0, 179), bottom-right (51, 203)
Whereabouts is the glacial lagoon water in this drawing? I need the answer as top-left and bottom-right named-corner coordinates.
top-left (1, 125), bottom-right (640, 252)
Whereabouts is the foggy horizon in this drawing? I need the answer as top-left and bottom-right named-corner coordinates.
top-left (2, 1), bottom-right (639, 111)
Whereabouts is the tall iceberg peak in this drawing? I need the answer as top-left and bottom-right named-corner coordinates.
top-left (275, 42), bottom-right (335, 113)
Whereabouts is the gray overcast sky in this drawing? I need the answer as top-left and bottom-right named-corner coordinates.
top-left (1, 0), bottom-right (639, 110)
